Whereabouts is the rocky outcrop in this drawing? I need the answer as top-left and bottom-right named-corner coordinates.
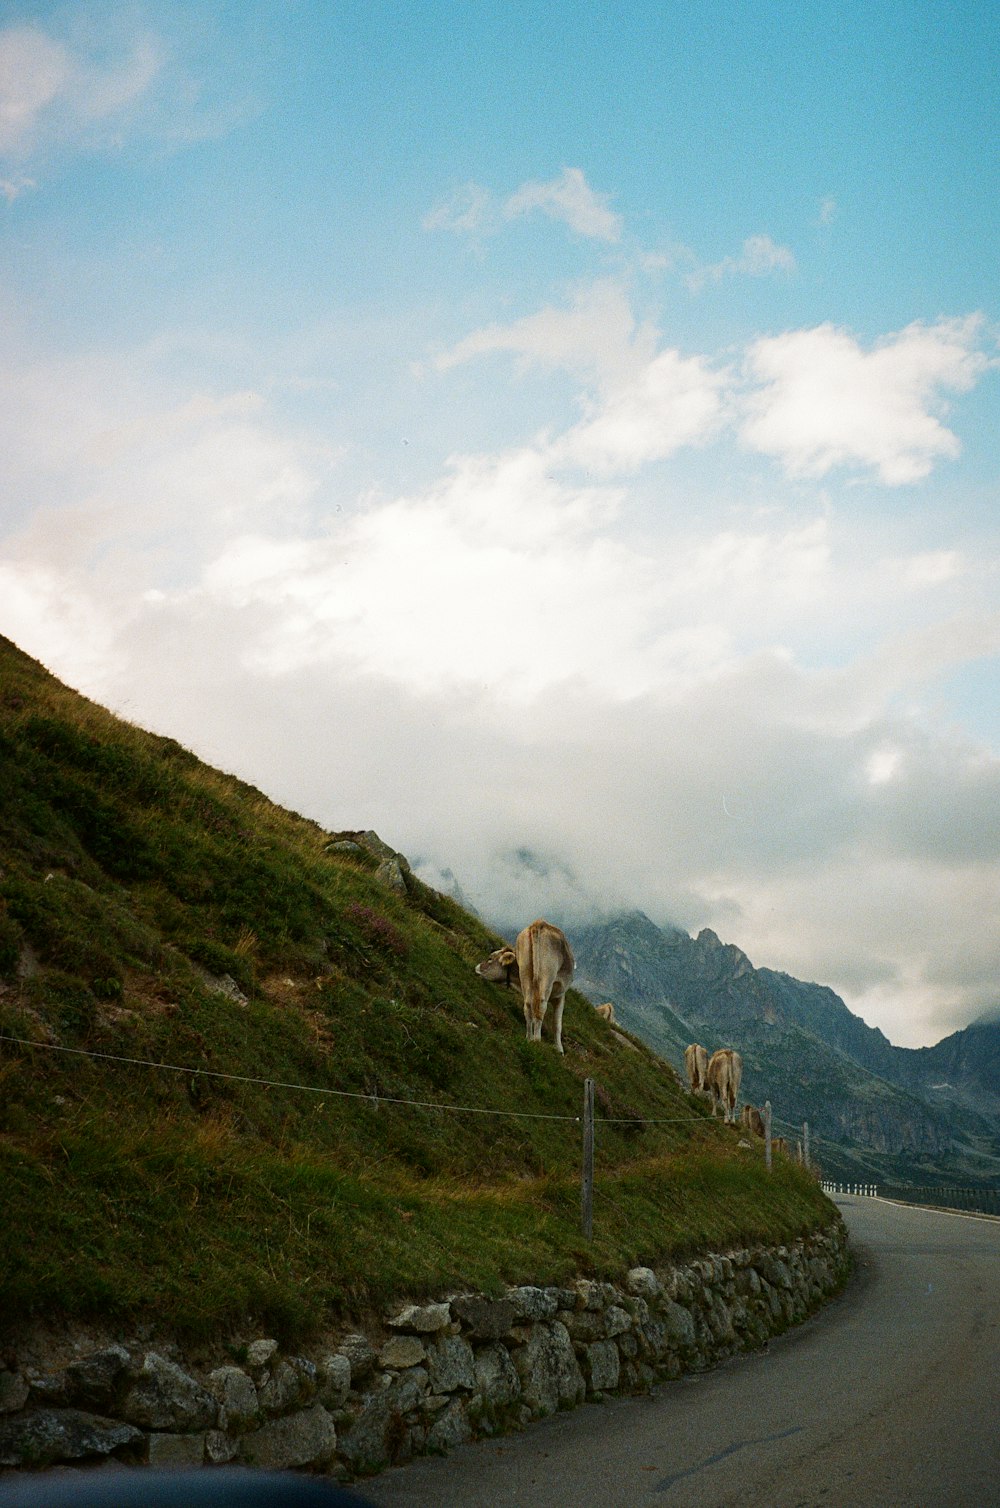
top-left (0, 1221), bottom-right (848, 1481)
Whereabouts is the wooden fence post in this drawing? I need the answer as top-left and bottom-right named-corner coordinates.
top-left (764, 1100), bottom-right (772, 1171)
top-left (803, 1121), bottom-right (810, 1171)
top-left (582, 1078), bottom-right (595, 1240)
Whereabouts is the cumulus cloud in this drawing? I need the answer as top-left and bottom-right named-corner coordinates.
top-left (741, 316), bottom-right (992, 484)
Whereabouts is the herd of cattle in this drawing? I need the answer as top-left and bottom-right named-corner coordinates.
top-left (475, 918), bottom-right (782, 1147)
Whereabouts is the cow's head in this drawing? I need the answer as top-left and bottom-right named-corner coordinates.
top-left (475, 946), bottom-right (518, 986)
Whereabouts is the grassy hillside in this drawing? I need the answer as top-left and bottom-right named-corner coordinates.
top-left (0, 636), bottom-right (832, 1345)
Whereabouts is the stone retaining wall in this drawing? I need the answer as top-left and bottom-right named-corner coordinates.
top-left (0, 1220), bottom-right (848, 1481)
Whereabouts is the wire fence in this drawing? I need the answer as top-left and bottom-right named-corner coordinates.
top-left (7, 1032), bottom-right (922, 1234)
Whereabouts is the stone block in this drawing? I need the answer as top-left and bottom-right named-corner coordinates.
top-left (427, 1397), bottom-right (471, 1452)
top-left (122, 1353), bottom-right (216, 1431)
top-left (207, 1365), bottom-right (259, 1432)
top-left (387, 1302), bottom-right (452, 1334)
top-left (505, 1286), bottom-right (558, 1322)
top-left (146, 1430), bottom-right (206, 1467)
top-left (582, 1341), bottom-right (620, 1394)
top-left (317, 1353), bottom-right (352, 1408)
top-left (0, 1372), bottom-right (29, 1414)
top-left (0, 1408), bottom-right (144, 1468)
top-left (512, 1322), bottom-right (585, 1417)
top-left (473, 1343), bottom-right (521, 1411)
top-left (425, 1335), bottom-right (475, 1393)
top-left (240, 1402), bottom-right (337, 1470)
top-left (626, 1266), bottom-right (661, 1299)
top-left (450, 1294), bottom-right (516, 1340)
top-left (379, 1336), bottom-right (426, 1370)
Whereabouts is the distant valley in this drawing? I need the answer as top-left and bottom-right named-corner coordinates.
top-left (558, 909), bottom-right (1000, 1187)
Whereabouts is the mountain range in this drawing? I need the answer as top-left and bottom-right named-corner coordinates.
top-left (565, 910), bottom-right (1000, 1187)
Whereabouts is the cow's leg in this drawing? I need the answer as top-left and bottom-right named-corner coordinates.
top-left (550, 987), bottom-right (565, 1054)
top-left (524, 988), bottom-right (544, 1042)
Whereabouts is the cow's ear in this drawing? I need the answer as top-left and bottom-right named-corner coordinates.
top-left (499, 948), bottom-right (516, 965)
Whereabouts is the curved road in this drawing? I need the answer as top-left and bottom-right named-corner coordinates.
top-left (364, 1197), bottom-right (1000, 1507)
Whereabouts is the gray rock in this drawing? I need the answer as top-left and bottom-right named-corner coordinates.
top-left (574, 1280), bottom-right (621, 1312)
top-left (317, 1353), bottom-right (352, 1408)
top-left (25, 1370), bottom-right (69, 1407)
top-left (757, 1255), bottom-right (794, 1291)
top-left (258, 1357), bottom-right (317, 1416)
top-left (582, 1341), bottom-right (620, 1393)
top-left (661, 1300), bottom-right (697, 1353)
top-left (0, 1408), bottom-right (143, 1467)
top-left (626, 1267), bottom-right (661, 1299)
top-left (557, 1310), bottom-right (607, 1343)
top-left (205, 1428), bottom-right (237, 1464)
top-left (241, 1401), bottom-right (337, 1470)
top-left (380, 1336), bottom-right (426, 1370)
top-left (605, 1306), bottom-right (632, 1338)
top-left (336, 1333), bottom-right (377, 1382)
top-left (473, 1344), bottom-right (521, 1410)
top-left (450, 1294), bottom-right (516, 1340)
top-left (0, 1372), bottom-right (29, 1414)
top-left (245, 1339), bottom-right (279, 1370)
top-left (427, 1397), bottom-right (472, 1451)
top-left (207, 1366), bottom-right (259, 1432)
top-left (506, 1286), bottom-right (559, 1322)
top-left (146, 1431), bottom-right (206, 1468)
top-left (64, 1347), bottom-right (131, 1412)
top-left (122, 1353), bottom-right (217, 1431)
top-left (389, 1366), bottom-right (429, 1416)
top-left (512, 1322), bottom-right (585, 1417)
top-left (338, 1392), bottom-right (393, 1472)
top-left (425, 1335), bottom-right (476, 1393)
top-left (387, 1301), bottom-right (452, 1334)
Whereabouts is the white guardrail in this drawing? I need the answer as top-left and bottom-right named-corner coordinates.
top-left (822, 1182), bottom-right (879, 1197)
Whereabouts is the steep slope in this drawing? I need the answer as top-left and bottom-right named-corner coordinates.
top-left (0, 636), bottom-right (831, 1343)
top-left (571, 914), bottom-right (1000, 1186)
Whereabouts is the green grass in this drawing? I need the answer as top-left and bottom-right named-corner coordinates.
top-left (0, 634), bottom-right (834, 1343)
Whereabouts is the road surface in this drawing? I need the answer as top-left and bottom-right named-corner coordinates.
top-left (363, 1197), bottom-right (1000, 1507)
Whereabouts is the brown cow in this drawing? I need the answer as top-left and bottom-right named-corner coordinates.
top-left (740, 1104), bottom-right (765, 1137)
top-left (684, 1043), bottom-right (709, 1096)
top-left (706, 1048), bottom-right (743, 1124)
top-left (475, 919), bottom-right (575, 1053)
top-left (595, 1002), bottom-right (616, 1025)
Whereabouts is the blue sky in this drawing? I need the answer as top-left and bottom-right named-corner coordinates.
top-left (1, 0), bottom-right (998, 1046)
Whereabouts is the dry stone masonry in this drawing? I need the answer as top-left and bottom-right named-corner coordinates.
top-left (0, 1221), bottom-right (848, 1482)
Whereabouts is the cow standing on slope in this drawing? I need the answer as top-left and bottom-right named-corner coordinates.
top-left (706, 1047), bottom-right (743, 1124)
top-left (684, 1043), bottom-right (709, 1097)
top-left (475, 919), bottom-right (575, 1054)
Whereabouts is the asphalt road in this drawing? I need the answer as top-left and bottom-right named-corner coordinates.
top-left (363, 1197), bottom-right (1000, 1508)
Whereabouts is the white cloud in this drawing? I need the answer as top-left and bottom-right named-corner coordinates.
top-left (0, 21), bottom-right (165, 160)
top-left (553, 347), bottom-right (729, 473)
top-left (741, 316), bottom-right (992, 484)
top-left (422, 181), bottom-right (492, 236)
top-left (431, 280), bottom-right (658, 392)
top-left (0, 26), bottom-right (70, 152)
top-left (503, 167), bottom-right (622, 242)
top-left (1, 284), bottom-right (998, 1051)
top-left (686, 234), bottom-right (796, 292)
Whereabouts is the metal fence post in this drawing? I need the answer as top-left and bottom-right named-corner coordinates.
top-left (582, 1078), bottom-right (594, 1240)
